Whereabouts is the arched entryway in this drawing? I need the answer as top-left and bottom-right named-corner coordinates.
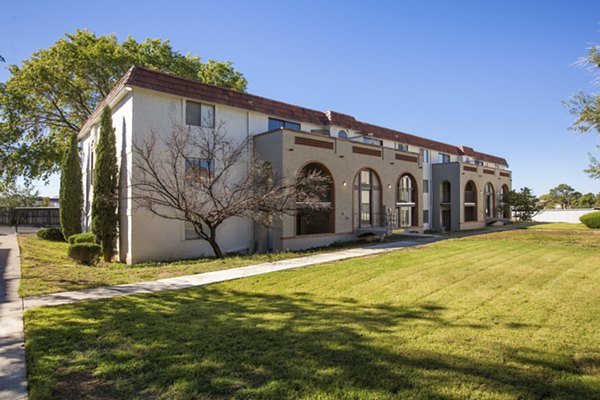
top-left (353, 168), bottom-right (382, 228)
top-left (464, 181), bottom-right (477, 222)
top-left (396, 173), bottom-right (418, 227)
top-left (484, 182), bottom-right (495, 218)
top-left (296, 163), bottom-right (334, 235)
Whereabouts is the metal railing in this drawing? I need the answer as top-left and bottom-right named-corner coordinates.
top-left (355, 212), bottom-right (386, 229)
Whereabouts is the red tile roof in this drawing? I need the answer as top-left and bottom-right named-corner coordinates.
top-left (82, 66), bottom-right (509, 166)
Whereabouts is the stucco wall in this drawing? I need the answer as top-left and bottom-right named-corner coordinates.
top-left (532, 209), bottom-right (597, 223)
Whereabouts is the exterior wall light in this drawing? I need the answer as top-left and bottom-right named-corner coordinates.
top-left (343, 181), bottom-right (347, 187)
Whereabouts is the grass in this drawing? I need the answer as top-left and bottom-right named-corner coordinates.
top-left (18, 233), bottom-right (413, 297)
top-left (526, 222), bottom-right (592, 231)
top-left (24, 227), bottom-right (600, 399)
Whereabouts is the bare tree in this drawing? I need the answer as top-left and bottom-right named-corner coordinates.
top-left (132, 121), bottom-right (330, 258)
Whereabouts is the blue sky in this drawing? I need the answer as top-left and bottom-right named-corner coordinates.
top-left (2, 0), bottom-right (600, 196)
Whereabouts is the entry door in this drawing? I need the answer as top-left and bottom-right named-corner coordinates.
top-left (442, 209), bottom-right (451, 231)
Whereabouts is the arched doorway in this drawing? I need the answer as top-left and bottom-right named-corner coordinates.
top-left (396, 173), bottom-right (418, 227)
top-left (296, 163), bottom-right (334, 235)
top-left (464, 181), bottom-right (477, 222)
top-left (484, 183), bottom-right (495, 218)
top-left (353, 168), bottom-right (382, 228)
top-left (500, 184), bottom-right (510, 218)
top-left (440, 180), bottom-right (451, 231)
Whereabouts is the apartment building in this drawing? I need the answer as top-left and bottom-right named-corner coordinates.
top-left (78, 67), bottom-right (512, 263)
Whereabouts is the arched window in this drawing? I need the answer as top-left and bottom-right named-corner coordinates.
top-left (296, 163), bottom-right (334, 235)
top-left (396, 174), bottom-right (418, 227)
top-left (484, 183), bottom-right (495, 218)
top-left (353, 168), bottom-right (382, 228)
top-left (338, 130), bottom-right (348, 139)
top-left (464, 181), bottom-right (477, 222)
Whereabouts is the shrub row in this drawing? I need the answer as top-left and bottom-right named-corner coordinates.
top-left (68, 242), bottom-right (102, 265)
top-left (36, 228), bottom-right (64, 241)
top-left (580, 211), bottom-right (600, 229)
top-left (68, 232), bottom-right (97, 245)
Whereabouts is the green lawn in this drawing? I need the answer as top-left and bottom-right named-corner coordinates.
top-left (18, 233), bottom-right (412, 297)
top-left (24, 227), bottom-right (600, 399)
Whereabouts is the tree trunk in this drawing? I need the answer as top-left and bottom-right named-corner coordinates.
top-left (207, 237), bottom-right (224, 258)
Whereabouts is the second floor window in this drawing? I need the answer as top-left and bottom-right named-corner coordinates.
top-left (186, 101), bottom-right (215, 128)
top-left (420, 149), bottom-right (430, 163)
top-left (268, 118), bottom-right (301, 131)
top-left (185, 158), bottom-right (214, 184)
top-left (438, 153), bottom-right (450, 163)
top-left (396, 143), bottom-right (408, 151)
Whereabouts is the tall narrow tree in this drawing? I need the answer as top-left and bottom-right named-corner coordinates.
top-left (59, 133), bottom-right (83, 240)
top-left (92, 106), bottom-right (118, 261)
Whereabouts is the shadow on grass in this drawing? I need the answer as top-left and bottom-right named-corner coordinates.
top-left (26, 288), bottom-right (599, 399)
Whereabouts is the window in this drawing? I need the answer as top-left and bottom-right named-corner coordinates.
top-left (338, 130), bottom-right (348, 138)
top-left (396, 143), bottom-right (409, 151)
top-left (186, 101), bottom-right (215, 128)
top-left (423, 179), bottom-right (429, 194)
top-left (475, 160), bottom-right (484, 166)
top-left (185, 221), bottom-right (199, 240)
top-left (396, 174), bottom-right (418, 227)
top-left (438, 153), bottom-right (450, 163)
top-left (185, 158), bottom-right (214, 183)
top-left (296, 163), bottom-right (334, 235)
top-left (420, 149), bottom-right (430, 163)
top-left (363, 137), bottom-right (382, 146)
top-left (423, 210), bottom-right (430, 224)
top-left (464, 181), bottom-right (477, 222)
top-left (268, 118), bottom-right (301, 131)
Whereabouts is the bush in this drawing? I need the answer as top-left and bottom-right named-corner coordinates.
top-left (580, 211), bottom-right (600, 229)
top-left (68, 242), bottom-right (102, 265)
top-left (36, 227), bottom-right (65, 241)
top-left (68, 232), bottom-right (97, 245)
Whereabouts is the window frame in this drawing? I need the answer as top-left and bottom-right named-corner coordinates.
top-left (268, 117), bottom-right (301, 131)
top-left (186, 100), bottom-right (215, 128)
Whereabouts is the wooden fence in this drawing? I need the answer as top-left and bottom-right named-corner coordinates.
top-left (0, 207), bottom-right (60, 227)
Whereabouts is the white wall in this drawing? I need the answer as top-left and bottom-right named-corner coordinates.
top-left (532, 209), bottom-right (597, 224)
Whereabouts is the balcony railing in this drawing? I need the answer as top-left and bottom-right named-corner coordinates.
top-left (355, 212), bottom-right (386, 229)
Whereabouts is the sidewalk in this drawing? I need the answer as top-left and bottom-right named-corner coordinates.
top-left (23, 237), bottom-right (441, 310)
top-left (22, 224), bottom-right (528, 310)
top-left (0, 227), bottom-right (27, 400)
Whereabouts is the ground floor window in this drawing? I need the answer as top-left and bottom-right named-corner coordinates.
top-left (423, 209), bottom-right (430, 224)
top-left (296, 163), bottom-right (334, 235)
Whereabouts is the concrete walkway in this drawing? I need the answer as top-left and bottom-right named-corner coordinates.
top-left (0, 226), bottom-right (27, 400)
top-left (22, 224), bottom-right (529, 310)
top-left (23, 237), bottom-right (441, 310)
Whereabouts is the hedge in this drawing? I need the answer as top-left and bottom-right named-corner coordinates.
top-left (580, 211), bottom-right (600, 229)
top-left (68, 242), bottom-right (102, 265)
top-left (68, 232), bottom-right (97, 245)
top-left (36, 228), bottom-right (65, 241)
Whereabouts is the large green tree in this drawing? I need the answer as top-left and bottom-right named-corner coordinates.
top-left (59, 133), bottom-right (83, 240)
top-left (565, 45), bottom-right (600, 178)
top-left (0, 29), bottom-right (247, 184)
top-left (92, 107), bottom-right (118, 262)
top-left (0, 183), bottom-right (38, 208)
top-left (506, 187), bottom-right (541, 221)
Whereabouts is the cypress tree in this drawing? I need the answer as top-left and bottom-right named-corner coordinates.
top-left (59, 133), bottom-right (83, 240)
top-left (92, 106), bottom-right (118, 261)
